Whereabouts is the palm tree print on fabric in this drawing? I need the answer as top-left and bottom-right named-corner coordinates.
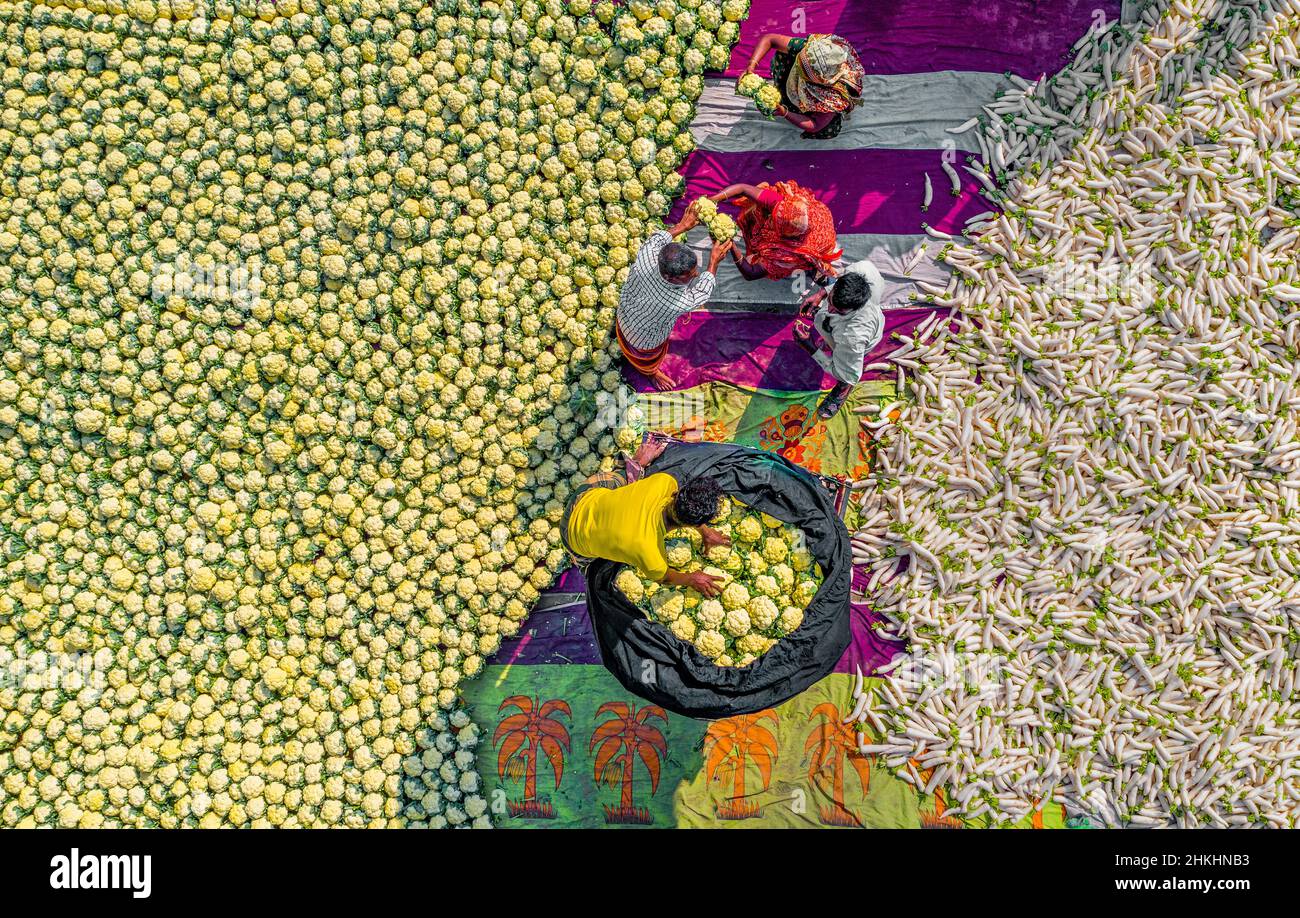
top-left (916, 759), bottom-right (962, 829)
top-left (804, 702), bottom-right (873, 827)
top-left (494, 695), bottom-right (572, 820)
top-left (590, 701), bottom-right (669, 825)
top-left (703, 710), bottom-right (780, 820)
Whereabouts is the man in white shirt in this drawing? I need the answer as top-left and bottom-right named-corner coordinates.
top-left (793, 257), bottom-right (886, 419)
top-left (617, 207), bottom-right (734, 390)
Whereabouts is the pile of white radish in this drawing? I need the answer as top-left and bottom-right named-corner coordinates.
top-left (853, 0), bottom-right (1300, 828)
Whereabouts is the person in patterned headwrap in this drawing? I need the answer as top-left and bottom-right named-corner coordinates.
top-left (741, 33), bottom-right (865, 140)
top-left (705, 181), bottom-right (841, 282)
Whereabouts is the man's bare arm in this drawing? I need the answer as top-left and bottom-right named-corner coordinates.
top-left (662, 568), bottom-right (723, 597)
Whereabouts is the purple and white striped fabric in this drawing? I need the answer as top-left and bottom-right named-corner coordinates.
top-left (726, 0), bottom-right (1121, 79)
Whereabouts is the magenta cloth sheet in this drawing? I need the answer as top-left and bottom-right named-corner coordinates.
top-left (624, 306), bottom-right (949, 394)
top-left (725, 0), bottom-right (1121, 79)
top-left (667, 148), bottom-right (996, 237)
top-left (551, 566), bottom-right (587, 593)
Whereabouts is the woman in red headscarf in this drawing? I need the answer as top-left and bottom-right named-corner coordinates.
top-left (706, 181), bottom-right (841, 282)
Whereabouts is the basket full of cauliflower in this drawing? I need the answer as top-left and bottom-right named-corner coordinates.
top-left (583, 441), bottom-right (852, 720)
top-left (615, 497), bottom-right (822, 668)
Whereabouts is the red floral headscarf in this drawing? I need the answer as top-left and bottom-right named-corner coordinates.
top-left (734, 181), bottom-right (841, 280)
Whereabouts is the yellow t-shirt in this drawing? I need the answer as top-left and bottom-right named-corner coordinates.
top-left (566, 473), bottom-right (677, 581)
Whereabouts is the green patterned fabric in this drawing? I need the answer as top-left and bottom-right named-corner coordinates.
top-left (638, 380), bottom-right (895, 478)
top-left (468, 665), bottom-right (706, 828)
top-left (468, 666), bottom-right (929, 828)
top-left (467, 661), bottom-right (1089, 829)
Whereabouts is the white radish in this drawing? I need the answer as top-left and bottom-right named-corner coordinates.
top-left (850, 0), bottom-right (1300, 829)
top-left (942, 159), bottom-right (963, 197)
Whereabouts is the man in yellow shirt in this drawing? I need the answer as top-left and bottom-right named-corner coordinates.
top-left (563, 440), bottom-right (730, 596)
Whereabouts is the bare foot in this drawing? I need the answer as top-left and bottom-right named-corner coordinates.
top-left (651, 370), bottom-right (675, 391)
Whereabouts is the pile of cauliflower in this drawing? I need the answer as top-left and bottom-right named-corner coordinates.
top-left (407, 706), bottom-right (488, 828)
top-left (0, 0), bottom-right (748, 827)
top-left (615, 497), bottom-right (822, 667)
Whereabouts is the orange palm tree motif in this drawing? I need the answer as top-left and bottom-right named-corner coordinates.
top-left (494, 695), bottom-right (572, 820)
top-left (590, 701), bottom-right (669, 825)
top-left (664, 415), bottom-right (731, 443)
top-left (916, 759), bottom-right (962, 829)
top-left (697, 419), bottom-right (734, 443)
top-left (850, 427), bottom-right (875, 479)
top-left (804, 702), bottom-right (873, 827)
top-left (703, 710), bottom-right (779, 820)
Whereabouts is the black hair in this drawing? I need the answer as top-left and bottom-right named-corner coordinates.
top-left (672, 476), bottom-right (723, 526)
top-left (831, 272), bottom-right (871, 311)
top-left (658, 243), bottom-right (698, 281)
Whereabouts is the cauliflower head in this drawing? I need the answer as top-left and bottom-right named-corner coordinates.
top-left (760, 535), bottom-right (789, 564)
top-left (697, 599), bottom-right (726, 628)
top-left (697, 629), bottom-right (727, 659)
top-left (747, 595), bottom-right (779, 630)
top-left (617, 569), bottom-right (646, 603)
top-left (735, 516), bottom-right (764, 543)
top-left (721, 581), bottom-right (750, 611)
top-left (723, 607), bottom-right (752, 637)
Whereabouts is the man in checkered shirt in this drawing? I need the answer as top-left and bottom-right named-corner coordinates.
top-left (617, 204), bottom-right (734, 390)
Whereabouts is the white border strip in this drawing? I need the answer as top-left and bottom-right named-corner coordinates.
top-left (679, 230), bottom-right (951, 311)
top-left (692, 71), bottom-right (1012, 154)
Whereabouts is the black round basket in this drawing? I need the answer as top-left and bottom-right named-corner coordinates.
top-left (584, 440), bottom-right (851, 719)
